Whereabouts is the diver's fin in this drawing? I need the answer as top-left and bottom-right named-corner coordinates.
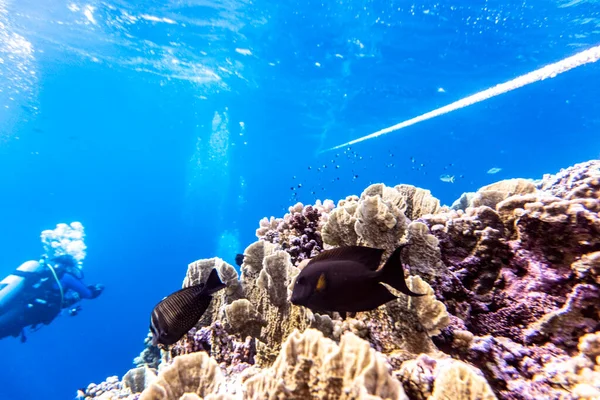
top-left (379, 245), bottom-right (425, 297)
top-left (203, 268), bottom-right (226, 295)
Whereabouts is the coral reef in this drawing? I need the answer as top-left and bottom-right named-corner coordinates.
top-left (419, 160), bottom-right (600, 399)
top-left (123, 367), bottom-right (158, 394)
top-left (134, 333), bottom-right (161, 369)
top-left (83, 160), bottom-right (600, 400)
top-left (169, 322), bottom-right (255, 377)
top-left (321, 183), bottom-right (440, 252)
top-left (139, 352), bottom-right (225, 400)
top-left (243, 328), bottom-right (408, 400)
top-left (256, 199), bottom-right (335, 265)
top-left (82, 376), bottom-right (137, 400)
top-left (398, 354), bottom-right (497, 400)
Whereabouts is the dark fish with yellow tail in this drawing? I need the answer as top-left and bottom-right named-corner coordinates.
top-left (150, 268), bottom-right (226, 346)
top-left (290, 244), bottom-right (424, 313)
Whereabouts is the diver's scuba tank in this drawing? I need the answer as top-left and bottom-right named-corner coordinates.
top-left (0, 260), bottom-right (44, 315)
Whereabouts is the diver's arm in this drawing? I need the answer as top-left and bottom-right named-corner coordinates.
top-left (60, 274), bottom-right (103, 299)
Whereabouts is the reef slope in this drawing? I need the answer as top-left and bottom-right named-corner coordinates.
top-left (82, 160), bottom-right (600, 400)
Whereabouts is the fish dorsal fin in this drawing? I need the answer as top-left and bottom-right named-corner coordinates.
top-left (204, 268), bottom-right (226, 295)
top-left (308, 246), bottom-right (385, 271)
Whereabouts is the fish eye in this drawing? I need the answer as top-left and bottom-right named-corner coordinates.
top-left (297, 276), bottom-right (306, 285)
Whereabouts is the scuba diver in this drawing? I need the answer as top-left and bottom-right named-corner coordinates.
top-left (0, 254), bottom-right (104, 342)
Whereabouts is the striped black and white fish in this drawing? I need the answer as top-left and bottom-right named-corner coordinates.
top-left (149, 268), bottom-right (226, 346)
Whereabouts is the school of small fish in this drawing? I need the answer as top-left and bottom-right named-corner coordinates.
top-left (283, 145), bottom-right (510, 206)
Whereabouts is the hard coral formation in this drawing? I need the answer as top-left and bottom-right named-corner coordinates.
top-left (173, 240), bottom-right (310, 367)
top-left (397, 354), bottom-right (497, 400)
top-left (321, 183), bottom-right (440, 252)
top-left (419, 159), bottom-right (600, 399)
top-left (256, 199), bottom-right (335, 266)
top-left (139, 352), bottom-right (226, 400)
top-left (84, 160), bottom-right (600, 400)
top-left (134, 333), bottom-right (162, 369)
top-left (169, 322), bottom-right (255, 375)
top-left (123, 367), bottom-right (158, 394)
top-left (244, 328), bottom-right (408, 400)
top-left (429, 358), bottom-right (497, 400)
top-left (235, 241), bottom-right (311, 365)
top-left (450, 178), bottom-right (538, 211)
top-left (83, 376), bottom-right (125, 399)
top-left (541, 332), bottom-right (600, 399)
top-left (183, 257), bottom-right (244, 326)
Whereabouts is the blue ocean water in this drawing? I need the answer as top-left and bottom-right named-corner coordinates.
top-left (0, 0), bottom-right (598, 399)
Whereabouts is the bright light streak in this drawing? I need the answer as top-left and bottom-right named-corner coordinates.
top-left (325, 45), bottom-right (600, 152)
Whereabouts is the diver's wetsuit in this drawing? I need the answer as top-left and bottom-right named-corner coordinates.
top-left (0, 260), bottom-right (102, 341)
top-left (29, 267), bottom-right (102, 325)
top-left (57, 273), bottom-right (95, 299)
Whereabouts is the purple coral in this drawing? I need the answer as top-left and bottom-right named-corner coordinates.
top-left (170, 326), bottom-right (212, 356)
top-left (421, 160), bottom-right (600, 399)
top-left (421, 162), bottom-right (600, 349)
top-left (170, 322), bottom-right (255, 372)
top-left (210, 322), bottom-right (256, 369)
top-left (256, 200), bottom-right (334, 266)
top-left (465, 335), bottom-right (569, 400)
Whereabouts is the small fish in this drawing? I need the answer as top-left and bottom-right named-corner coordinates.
top-left (290, 245), bottom-right (424, 313)
top-left (487, 167), bottom-right (502, 174)
top-left (439, 174), bottom-right (455, 183)
top-left (235, 253), bottom-right (245, 267)
top-left (150, 268), bottom-right (226, 346)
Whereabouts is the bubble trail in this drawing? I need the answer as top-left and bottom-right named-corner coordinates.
top-left (324, 45), bottom-right (600, 152)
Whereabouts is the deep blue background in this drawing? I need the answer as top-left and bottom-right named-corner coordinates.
top-left (0, 0), bottom-right (599, 399)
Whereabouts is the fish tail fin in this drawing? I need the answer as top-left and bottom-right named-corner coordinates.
top-left (204, 268), bottom-right (227, 295)
top-left (450, 176), bottom-right (455, 183)
top-left (379, 245), bottom-right (425, 297)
